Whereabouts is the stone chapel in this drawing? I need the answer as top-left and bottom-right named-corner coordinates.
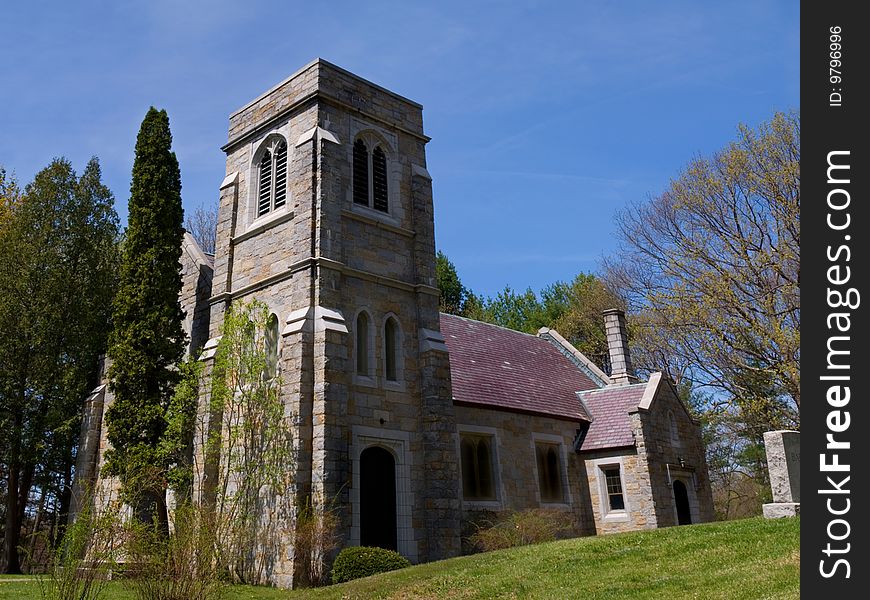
top-left (74, 59), bottom-right (714, 588)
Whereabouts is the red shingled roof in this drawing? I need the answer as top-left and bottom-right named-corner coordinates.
top-left (440, 314), bottom-right (597, 421)
top-left (578, 384), bottom-right (647, 450)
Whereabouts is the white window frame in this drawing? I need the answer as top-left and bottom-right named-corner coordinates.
top-left (456, 424), bottom-right (503, 509)
top-left (591, 456), bottom-right (630, 523)
top-left (530, 433), bottom-right (572, 507)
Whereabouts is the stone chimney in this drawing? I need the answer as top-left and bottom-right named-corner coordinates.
top-left (602, 308), bottom-right (637, 386)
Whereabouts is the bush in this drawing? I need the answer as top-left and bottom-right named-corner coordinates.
top-left (294, 495), bottom-right (341, 586)
top-left (125, 503), bottom-right (224, 600)
top-left (331, 546), bottom-right (410, 583)
top-left (469, 508), bottom-right (571, 552)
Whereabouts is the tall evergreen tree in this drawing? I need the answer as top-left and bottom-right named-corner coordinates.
top-left (104, 108), bottom-right (186, 523)
top-left (1, 158), bottom-right (119, 573)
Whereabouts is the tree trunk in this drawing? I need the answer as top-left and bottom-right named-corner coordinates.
top-left (56, 457), bottom-right (73, 543)
top-left (3, 466), bottom-right (22, 574)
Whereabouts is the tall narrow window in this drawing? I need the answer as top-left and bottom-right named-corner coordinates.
top-left (372, 146), bottom-right (388, 212)
top-left (264, 313), bottom-right (279, 379)
top-left (536, 443), bottom-right (564, 503)
top-left (460, 435), bottom-right (495, 501)
top-left (257, 138), bottom-right (288, 217)
top-left (352, 137), bottom-right (389, 213)
top-left (384, 317), bottom-right (398, 381)
top-left (273, 142), bottom-right (287, 209)
top-left (356, 312), bottom-right (370, 376)
top-left (258, 149), bottom-right (272, 216)
top-left (603, 467), bottom-right (625, 511)
top-left (353, 139), bottom-right (369, 206)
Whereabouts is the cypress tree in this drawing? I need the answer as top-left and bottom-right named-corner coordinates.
top-left (104, 108), bottom-right (186, 522)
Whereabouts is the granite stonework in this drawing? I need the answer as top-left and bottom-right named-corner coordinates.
top-left (72, 60), bottom-right (715, 589)
top-left (762, 430), bottom-right (801, 518)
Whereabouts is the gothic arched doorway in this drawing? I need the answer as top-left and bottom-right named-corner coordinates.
top-left (360, 446), bottom-right (397, 550)
top-left (674, 480), bottom-right (692, 525)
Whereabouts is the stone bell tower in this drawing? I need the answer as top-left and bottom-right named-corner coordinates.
top-left (200, 59), bottom-right (461, 586)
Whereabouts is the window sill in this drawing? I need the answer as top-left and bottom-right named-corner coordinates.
top-left (234, 208), bottom-right (294, 244)
top-left (384, 379), bottom-right (406, 393)
top-left (345, 204), bottom-right (404, 231)
top-left (353, 374), bottom-right (378, 388)
top-left (461, 499), bottom-right (502, 510)
top-left (603, 510), bottom-right (630, 523)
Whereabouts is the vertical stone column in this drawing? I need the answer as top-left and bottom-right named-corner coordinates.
top-left (208, 173), bottom-right (240, 338)
top-left (411, 167), bottom-right (461, 561)
top-left (762, 430), bottom-right (800, 518)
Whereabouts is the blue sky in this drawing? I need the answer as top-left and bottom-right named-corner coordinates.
top-left (0, 1), bottom-right (798, 298)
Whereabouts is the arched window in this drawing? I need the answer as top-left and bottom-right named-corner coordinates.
top-left (460, 435), bottom-right (495, 501)
top-left (257, 138), bottom-right (288, 217)
top-left (372, 146), bottom-right (388, 212)
top-left (264, 313), bottom-right (279, 379)
top-left (356, 312), bottom-right (370, 376)
top-left (353, 139), bottom-right (369, 206)
top-left (536, 443), bottom-right (564, 503)
top-left (352, 137), bottom-right (389, 213)
top-left (384, 317), bottom-right (399, 381)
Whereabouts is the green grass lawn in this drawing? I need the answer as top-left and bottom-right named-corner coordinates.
top-left (0, 516), bottom-right (799, 600)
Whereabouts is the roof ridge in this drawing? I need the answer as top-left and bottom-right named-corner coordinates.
top-left (579, 382), bottom-right (648, 395)
top-left (439, 312), bottom-right (542, 339)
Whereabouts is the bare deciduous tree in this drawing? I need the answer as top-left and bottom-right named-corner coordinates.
top-left (605, 111), bottom-right (800, 430)
top-left (185, 202), bottom-right (218, 255)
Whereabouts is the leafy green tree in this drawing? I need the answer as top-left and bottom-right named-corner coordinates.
top-left (0, 158), bottom-right (119, 573)
top-left (104, 108), bottom-right (186, 525)
top-left (464, 273), bottom-right (622, 373)
top-left (435, 251), bottom-right (467, 315)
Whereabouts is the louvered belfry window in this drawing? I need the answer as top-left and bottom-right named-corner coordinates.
top-left (353, 139), bottom-right (369, 206)
top-left (257, 138), bottom-right (288, 217)
top-left (372, 146), bottom-right (388, 212)
top-left (352, 137), bottom-right (389, 213)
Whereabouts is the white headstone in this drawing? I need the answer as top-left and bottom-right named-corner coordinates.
top-left (762, 430), bottom-right (800, 518)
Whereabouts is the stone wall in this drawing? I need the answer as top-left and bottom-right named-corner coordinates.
top-left (582, 446), bottom-right (655, 534)
top-left (452, 404), bottom-right (596, 538)
top-left (634, 377), bottom-right (715, 526)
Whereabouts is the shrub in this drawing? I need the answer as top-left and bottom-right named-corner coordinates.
top-left (469, 508), bottom-right (571, 552)
top-left (331, 546), bottom-right (411, 583)
top-left (294, 495), bottom-right (341, 586)
top-left (125, 503), bottom-right (224, 600)
top-left (38, 495), bottom-right (122, 600)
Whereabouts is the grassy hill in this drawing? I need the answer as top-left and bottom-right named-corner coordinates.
top-left (0, 516), bottom-right (799, 600)
top-left (287, 516), bottom-right (799, 600)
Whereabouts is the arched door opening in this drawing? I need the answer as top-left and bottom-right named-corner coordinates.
top-left (360, 446), bottom-right (397, 550)
top-left (674, 479), bottom-right (692, 525)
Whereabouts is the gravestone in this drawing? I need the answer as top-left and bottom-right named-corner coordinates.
top-left (762, 430), bottom-right (800, 518)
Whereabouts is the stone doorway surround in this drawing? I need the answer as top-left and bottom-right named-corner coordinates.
top-left (349, 425), bottom-right (417, 562)
top-left (666, 464), bottom-right (701, 525)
